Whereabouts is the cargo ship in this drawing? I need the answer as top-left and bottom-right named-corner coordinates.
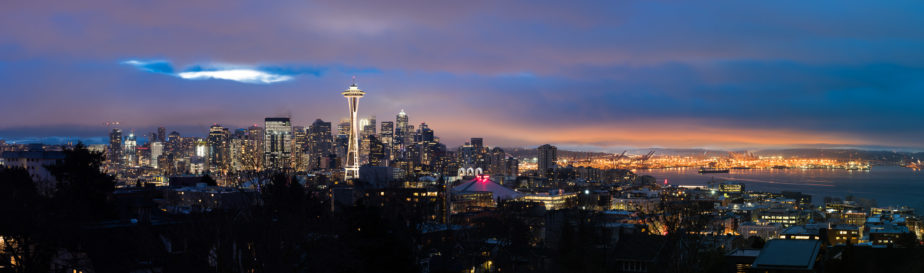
top-left (699, 167), bottom-right (730, 174)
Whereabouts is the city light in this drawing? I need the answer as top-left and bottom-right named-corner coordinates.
top-left (2, 1), bottom-right (923, 272)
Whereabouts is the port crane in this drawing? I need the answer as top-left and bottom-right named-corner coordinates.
top-left (613, 151), bottom-right (627, 161)
top-left (729, 151), bottom-right (757, 161)
top-left (636, 150), bottom-right (656, 163)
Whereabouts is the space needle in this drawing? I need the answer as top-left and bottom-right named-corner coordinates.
top-left (342, 78), bottom-right (365, 180)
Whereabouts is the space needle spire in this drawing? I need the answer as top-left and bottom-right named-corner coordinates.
top-left (342, 77), bottom-right (365, 180)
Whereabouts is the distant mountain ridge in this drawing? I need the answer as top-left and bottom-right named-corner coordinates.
top-left (502, 147), bottom-right (924, 164)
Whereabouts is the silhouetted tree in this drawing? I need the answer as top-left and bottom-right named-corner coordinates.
top-left (201, 174), bottom-right (218, 186)
top-left (46, 143), bottom-right (116, 222)
top-left (0, 167), bottom-right (55, 273)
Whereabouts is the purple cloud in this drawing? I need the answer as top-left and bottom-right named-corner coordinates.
top-left (1, 0), bottom-right (923, 150)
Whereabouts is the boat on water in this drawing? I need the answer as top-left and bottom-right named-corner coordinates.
top-left (905, 160), bottom-right (921, 169)
top-left (699, 167), bottom-right (730, 174)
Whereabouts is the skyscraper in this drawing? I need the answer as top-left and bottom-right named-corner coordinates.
top-left (229, 135), bottom-right (244, 172)
top-left (124, 132), bottom-right (137, 167)
top-left (361, 116), bottom-right (376, 137)
top-left (208, 124), bottom-right (230, 173)
top-left (489, 147), bottom-right (506, 175)
top-left (380, 121), bottom-right (394, 160)
top-left (293, 126), bottom-right (308, 171)
top-left (157, 126), bottom-right (166, 142)
top-left (367, 135), bottom-right (386, 167)
top-left (245, 125), bottom-right (264, 171)
top-left (537, 144), bottom-right (558, 177)
top-left (342, 81), bottom-right (366, 180)
top-left (470, 138), bottom-right (484, 148)
top-left (395, 110), bottom-right (409, 153)
top-left (108, 128), bottom-right (123, 165)
top-left (380, 121), bottom-right (394, 145)
top-left (150, 141), bottom-right (163, 169)
top-left (458, 137), bottom-right (488, 171)
top-left (415, 123), bottom-right (441, 168)
top-left (419, 123), bottom-right (434, 142)
top-left (308, 119), bottom-right (333, 170)
top-left (264, 117), bottom-right (293, 171)
top-left (360, 116), bottom-right (376, 164)
top-left (337, 118), bottom-right (351, 137)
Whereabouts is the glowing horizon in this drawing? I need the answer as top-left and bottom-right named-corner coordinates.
top-left (2, 1), bottom-right (923, 150)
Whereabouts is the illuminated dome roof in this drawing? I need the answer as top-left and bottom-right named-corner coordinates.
top-left (452, 175), bottom-right (522, 200)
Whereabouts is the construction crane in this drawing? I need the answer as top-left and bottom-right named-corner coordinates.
top-left (729, 151), bottom-right (756, 161)
top-left (636, 150), bottom-right (656, 163)
top-left (613, 150), bottom-right (627, 161)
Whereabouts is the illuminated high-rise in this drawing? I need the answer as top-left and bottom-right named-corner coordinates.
top-left (342, 81), bottom-right (366, 180)
top-left (308, 119), bottom-right (333, 170)
top-left (229, 135), bottom-right (244, 172)
top-left (150, 141), bottom-right (163, 169)
top-left (337, 118), bottom-right (351, 137)
top-left (293, 126), bottom-right (308, 171)
top-left (108, 128), bottom-right (123, 165)
top-left (380, 121), bottom-right (394, 145)
top-left (394, 110), bottom-right (409, 159)
top-left (124, 132), bottom-right (137, 167)
top-left (361, 116), bottom-right (376, 137)
top-left (380, 121), bottom-right (394, 160)
top-left (360, 116), bottom-right (376, 164)
top-left (537, 144), bottom-right (558, 177)
top-left (207, 124), bottom-right (230, 173)
top-left (396, 110), bottom-right (409, 142)
top-left (264, 117), bottom-right (293, 171)
top-left (367, 135), bottom-right (386, 167)
top-left (244, 125), bottom-right (264, 171)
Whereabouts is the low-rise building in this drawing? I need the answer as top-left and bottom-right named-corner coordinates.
top-left (779, 224), bottom-right (824, 241)
top-left (1, 144), bottom-right (65, 195)
top-left (826, 224), bottom-right (860, 245)
top-left (737, 222), bottom-right (782, 240)
top-left (751, 239), bottom-right (822, 272)
top-left (867, 224), bottom-right (911, 246)
top-left (755, 208), bottom-right (810, 227)
top-left (160, 184), bottom-right (256, 214)
top-left (519, 192), bottom-right (577, 210)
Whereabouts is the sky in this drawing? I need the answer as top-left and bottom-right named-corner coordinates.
top-left (1, 0), bottom-right (923, 151)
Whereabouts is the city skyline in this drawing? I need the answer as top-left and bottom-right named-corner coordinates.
top-left (3, 1), bottom-right (924, 151)
top-left (3, 2), bottom-right (924, 272)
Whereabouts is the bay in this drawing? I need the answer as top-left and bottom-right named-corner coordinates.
top-left (636, 166), bottom-right (924, 212)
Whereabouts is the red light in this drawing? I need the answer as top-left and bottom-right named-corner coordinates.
top-left (664, 179), bottom-right (668, 185)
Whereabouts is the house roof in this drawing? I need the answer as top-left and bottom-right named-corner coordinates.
top-left (752, 239), bottom-right (821, 270)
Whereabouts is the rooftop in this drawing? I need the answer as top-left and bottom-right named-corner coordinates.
top-left (452, 177), bottom-right (522, 200)
top-left (727, 249), bottom-right (761, 258)
top-left (752, 239), bottom-right (821, 270)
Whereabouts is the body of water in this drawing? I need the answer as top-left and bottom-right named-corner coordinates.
top-left (636, 166), bottom-right (924, 212)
